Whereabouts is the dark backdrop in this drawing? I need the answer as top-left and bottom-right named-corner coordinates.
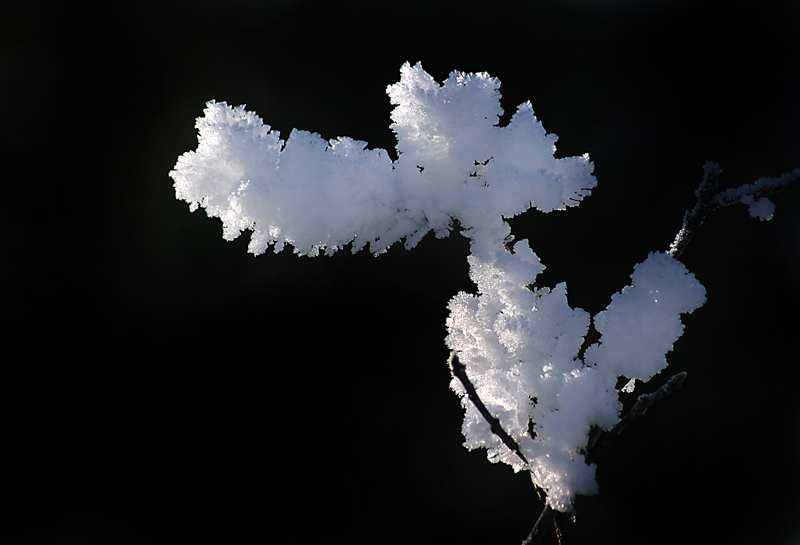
top-left (4, 0), bottom-right (800, 544)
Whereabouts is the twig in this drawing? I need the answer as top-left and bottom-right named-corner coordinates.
top-left (669, 162), bottom-right (800, 259)
top-left (521, 505), bottom-right (555, 545)
top-left (668, 161), bottom-right (721, 259)
top-left (521, 372), bottom-right (687, 545)
top-left (449, 353), bottom-right (528, 465)
top-left (714, 167), bottom-right (800, 208)
top-left (586, 372), bottom-right (687, 463)
top-left (521, 507), bottom-right (572, 545)
top-left (553, 514), bottom-right (570, 545)
top-left (450, 354), bottom-right (568, 544)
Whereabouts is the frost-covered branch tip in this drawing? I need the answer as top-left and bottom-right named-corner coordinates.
top-left (669, 162), bottom-right (800, 259)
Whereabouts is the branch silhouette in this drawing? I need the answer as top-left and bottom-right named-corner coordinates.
top-left (669, 162), bottom-right (800, 259)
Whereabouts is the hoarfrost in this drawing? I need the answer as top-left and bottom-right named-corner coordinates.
top-left (584, 253), bottom-right (707, 382)
top-left (446, 250), bottom-right (705, 511)
top-left (621, 378), bottom-right (637, 394)
top-left (170, 61), bottom-right (595, 258)
top-left (170, 62), bottom-right (707, 512)
top-left (740, 194), bottom-right (775, 221)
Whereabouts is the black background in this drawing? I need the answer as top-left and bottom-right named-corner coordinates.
top-left (4, 0), bottom-right (800, 543)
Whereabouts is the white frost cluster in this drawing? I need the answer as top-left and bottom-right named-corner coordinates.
top-left (170, 62), bottom-right (706, 512)
top-left (740, 194), bottom-right (775, 221)
top-left (446, 249), bottom-right (705, 511)
top-left (170, 62), bottom-right (594, 256)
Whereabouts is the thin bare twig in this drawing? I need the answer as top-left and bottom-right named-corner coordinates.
top-left (521, 505), bottom-right (555, 545)
top-left (553, 514), bottom-right (570, 545)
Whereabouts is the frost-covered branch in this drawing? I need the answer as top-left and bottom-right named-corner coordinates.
top-left (585, 371), bottom-right (687, 462)
top-left (669, 162), bottom-right (800, 259)
top-left (169, 62), bottom-right (796, 537)
top-left (449, 353), bottom-right (572, 544)
top-left (450, 353), bottom-right (528, 466)
top-left (521, 371), bottom-right (687, 545)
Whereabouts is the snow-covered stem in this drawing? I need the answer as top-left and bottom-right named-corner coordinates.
top-left (669, 162), bottom-right (800, 259)
top-left (450, 353), bottom-right (528, 466)
top-left (450, 350), bottom-right (566, 544)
